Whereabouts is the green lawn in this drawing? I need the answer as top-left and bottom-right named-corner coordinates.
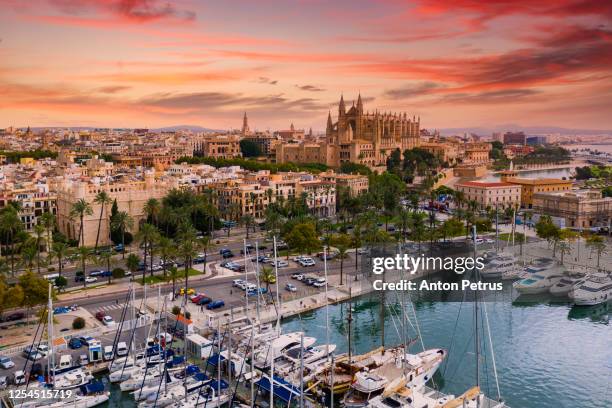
top-left (498, 232), bottom-right (526, 243)
top-left (139, 268), bottom-right (201, 285)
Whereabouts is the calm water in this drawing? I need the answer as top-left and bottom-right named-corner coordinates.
top-left (101, 288), bottom-right (610, 407)
top-left (485, 167), bottom-right (573, 182)
top-left (283, 289), bottom-right (611, 408)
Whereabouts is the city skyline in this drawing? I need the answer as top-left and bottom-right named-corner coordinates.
top-left (1, 0), bottom-right (611, 130)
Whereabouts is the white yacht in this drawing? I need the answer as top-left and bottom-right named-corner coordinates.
top-left (120, 367), bottom-right (164, 391)
top-left (283, 344), bottom-right (337, 364)
top-left (480, 253), bottom-right (521, 280)
top-left (343, 348), bottom-right (446, 408)
top-left (513, 267), bottom-right (566, 294)
top-left (550, 274), bottom-right (587, 297)
top-left (253, 331), bottom-right (316, 366)
top-left (570, 273), bottom-right (612, 306)
top-left (167, 390), bottom-right (230, 408)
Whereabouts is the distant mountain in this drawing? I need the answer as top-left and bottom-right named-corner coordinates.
top-left (436, 125), bottom-right (612, 137)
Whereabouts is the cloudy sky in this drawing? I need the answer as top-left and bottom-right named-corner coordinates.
top-left (1, 0), bottom-right (611, 131)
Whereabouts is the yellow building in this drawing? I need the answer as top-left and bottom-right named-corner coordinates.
top-left (455, 181), bottom-right (521, 209)
top-left (504, 177), bottom-right (573, 208)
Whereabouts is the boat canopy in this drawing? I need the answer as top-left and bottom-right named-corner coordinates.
top-left (256, 375), bottom-right (302, 403)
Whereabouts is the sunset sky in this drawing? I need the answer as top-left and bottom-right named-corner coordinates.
top-left (1, 0), bottom-right (611, 131)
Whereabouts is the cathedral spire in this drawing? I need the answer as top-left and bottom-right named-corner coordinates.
top-left (357, 93), bottom-right (363, 113)
top-left (327, 110), bottom-right (333, 131)
top-left (242, 112), bottom-right (250, 135)
top-left (339, 94), bottom-right (346, 116)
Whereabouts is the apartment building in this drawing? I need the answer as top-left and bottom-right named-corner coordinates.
top-left (503, 177), bottom-right (573, 208)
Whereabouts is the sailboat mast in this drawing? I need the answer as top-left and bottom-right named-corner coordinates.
top-left (48, 283), bottom-right (55, 385)
top-left (299, 334), bottom-right (304, 408)
top-left (473, 225), bottom-right (480, 391)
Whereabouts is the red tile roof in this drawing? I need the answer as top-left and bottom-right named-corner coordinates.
top-left (456, 181), bottom-right (516, 188)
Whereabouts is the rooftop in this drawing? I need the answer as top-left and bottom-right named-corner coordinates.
top-left (456, 181), bottom-right (516, 188)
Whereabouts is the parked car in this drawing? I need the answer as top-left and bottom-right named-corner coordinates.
top-left (37, 344), bottom-right (49, 356)
top-left (95, 311), bottom-right (106, 321)
top-left (78, 336), bottom-right (95, 347)
top-left (485, 238), bottom-right (495, 244)
top-left (221, 251), bottom-right (234, 259)
top-left (102, 316), bottom-right (115, 326)
top-left (85, 276), bottom-right (97, 284)
top-left (232, 279), bottom-right (244, 287)
top-left (116, 342), bottom-right (128, 357)
top-left (68, 338), bottom-right (82, 349)
top-left (197, 296), bottom-right (212, 305)
top-left (313, 278), bottom-right (327, 287)
top-left (103, 346), bottom-right (114, 361)
top-left (179, 288), bottom-right (196, 296)
top-left (304, 277), bottom-right (316, 286)
top-left (272, 260), bottom-right (289, 268)
top-left (247, 287), bottom-right (267, 296)
top-left (0, 357), bottom-right (14, 369)
top-left (191, 294), bottom-right (208, 304)
top-left (193, 254), bottom-right (207, 264)
top-left (206, 300), bottom-right (225, 310)
top-left (0, 375), bottom-right (7, 389)
top-left (75, 275), bottom-right (85, 283)
top-left (285, 283), bottom-right (297, 292)
top-left (22, 347), bottom-right (43, 361)
top-left (3, 312), bottom-right (25, 322)
top-left (291, 273), bottom-right (302, 279)
top-left (114, 244), bottom-right (124, 252)
top-left (317, 251), bottom-right (337, 260)
top-left (298, 257), bottom-right (315, 267)
top-left (89, 270), bottom-right (105, 277)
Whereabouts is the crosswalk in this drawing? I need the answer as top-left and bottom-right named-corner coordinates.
top-left (95, 304), bottom-right (125, 313)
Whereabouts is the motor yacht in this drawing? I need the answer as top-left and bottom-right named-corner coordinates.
top-left (284, 344), bottom-right (337, 364)
top-left (480, 253), bottom-right (521, 279)
top-left (570, 273), bottom-right (612, 306)
top-left (513, 267), bottom-right (566, 294)
top-left (550, 274), bottom-right (587, 297)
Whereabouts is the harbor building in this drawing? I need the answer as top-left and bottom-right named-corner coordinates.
top-left (532, 190), bottom-right (612, 230)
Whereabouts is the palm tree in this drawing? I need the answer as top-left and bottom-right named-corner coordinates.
top-left (241, 214), bottom-right (255, 239)
top-left (34, 224), bottom-right (45, 274)
top-left (97, 251), bottom-right (115, 284)
top-left (409, 212), bottom-right (427, 251)
top-left (93, 191), bottom-right (112, 251)
top-left (333, 234), bottom-right (351, 285)
top-left (76, 246), bottom-right (92, 287)
top-left (51, 242), bottom-right (71, 278)
top-left (0, 207), bottom-right (23, 276)
top-left (168, 266), bottom-right (183, 298)
top-left (40, 212), bottom-right (55, 264)
top-left (111, 211), bottom-right (133, 259)
top-left (156, 236), bottom-right (175, 280)
top-left (125, 253), bottom-right (141, 281)
top-left (143, 198), bottom-right (161, 227)
top-left (351, 222), bottom-right (363, 280)
top-left (21, 244), bottom-right (36, 273)
top-left (177, 237), bottom-right (197, 295)
top-left (586, 235), bottom-right (607, 270)
top-left (70, 198), bottom-right (93, 247)
top-left (259, 265), bottom-right (276, 292)
top-left (197, 236), bottom-right (212, 275)
top-left (136, 223), bottom-right (159, 277)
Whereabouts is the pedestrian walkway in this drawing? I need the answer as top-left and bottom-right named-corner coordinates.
top-left (94, 303), bottom-right (125, 313)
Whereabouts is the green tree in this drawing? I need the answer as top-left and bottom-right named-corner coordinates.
top-left (284, 223), bottom-right (321, 255)
top-left (137, 223), bottom-right (159, 277)
top-left (18, 270), bottom-right (49, 315)
top-left (72, 317), bottom-right (85, 330)
top-left (54, 276), bottom-right (68, 291)
top-left (332, 234), bottom-right (351, 285)
top-left (157, 236), bottom-right (176, 280)
top-left (51, 242), bottom-right (71, 278)
top-left (76, 247), bottom-right (92, 287)
top-left (438, 218), bottom-right (464, 241)
top-left (586, 235), bottom-right (607, 270)
top-left (112, 268), bottom-right (126, 280)
top-left (168, 266), bottom-right (183, 297)
top-left (40, 212), bottom-right (56, 265)
top-left (70, 198), bottom-right (93, 247)
top-left (239, 139), bottom-right (263, 157)
top-left (143, 198), bottom-right (161, 227)
top-left (111, 211), bottom-right (133, 259)
top-left (259, 265), bottom-right (276, 292)
top-left (0, 206), bottom-right (24, 276)
top-left (97, 251), bottom-right (115, 284)
top-left (126, 253), bottom-right (140, 282)
top-left (93, 191), bottom-right (112, 251)
top-left (177, 234), bottom-right (198, 293)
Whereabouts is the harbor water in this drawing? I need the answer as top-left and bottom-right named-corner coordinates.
top-left (282, 287), bottom-right (610, 408)
top-left (102, 286), bottom-right (610, 407)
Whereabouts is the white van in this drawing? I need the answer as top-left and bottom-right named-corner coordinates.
top-left (116, 342), bottom-right (128, 357)
top-left (103, 346), bottom-right (114, 361)
top-left (13, 370), bottom-right (25, 385)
